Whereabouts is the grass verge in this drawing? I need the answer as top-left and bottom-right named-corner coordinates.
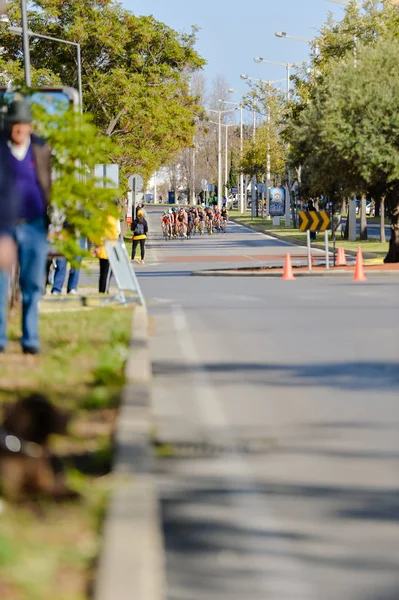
top-left (230, 211), bottom-right (389, 261)
top-left (0, 305), bottom-right (132, 600)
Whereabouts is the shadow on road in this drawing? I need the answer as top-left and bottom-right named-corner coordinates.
top-left (152, 360), bottom-right (399, 392)
top-left (159, 473), bottom-right (399, 599)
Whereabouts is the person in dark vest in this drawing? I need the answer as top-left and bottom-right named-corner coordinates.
top-left (308, 199), bottom-right (317, 241)
top-left (131, 210), bottom-right (148, 264)
top-left (0, 100), bottom-right (51, 354)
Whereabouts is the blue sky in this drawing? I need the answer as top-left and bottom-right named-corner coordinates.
top-left (124, 0), bottom-right (345, 100)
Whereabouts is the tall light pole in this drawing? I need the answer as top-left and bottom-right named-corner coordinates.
top-left (240, 74), bottom-right (285, 137)
top-left (208, 107), bottom-right (238, 210)
top-left (219, 99), bottom-right (245, 214)
top-left (253, 57), bottom-right (307, 103)
top-left (20, 0), bottom-right (31, 86)
top-left (9, 25), bottom-right (83, 111)
top-left (275, 31), bottom-right (313, 43)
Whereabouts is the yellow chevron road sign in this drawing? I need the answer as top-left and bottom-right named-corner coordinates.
top-left (298, 210), bottom-right (330, 232)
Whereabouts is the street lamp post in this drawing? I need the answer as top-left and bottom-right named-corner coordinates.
top-left (240, 74), bottom-right (285, 138)
top-left (275, 31), bottom-right (313, 43)
top-left (253, 57), bottom-right (307, 103)
top-left (275, 31), bottom-right (320, 56)
top-left (208, 107), bottom-right (238, 210)
top-left (219, 99), bottom-right (245, 214)
top-left (20, 0), bottom-right (31, 86)
top-left (9, 25), bottom-right (83, 111)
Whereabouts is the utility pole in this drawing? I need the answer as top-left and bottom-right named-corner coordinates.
top-left (225, 125), bottom-right (228, 198)
top-left (239, 105), bottom-right (244, 214)
top-left (192, 145), bottom-right (196, 204)
top-left (266, 105), bottom-right (271, 218)
top-left (218, 110), bottom-right (223, 210)
top-left (20, 0), bottom-right (31, 86)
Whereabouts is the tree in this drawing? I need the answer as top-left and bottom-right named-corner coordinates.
top-left (0, 0), bottom-right (205, 181)
top-left (32, 103), bottom-right (119, 262)
top-left (227, 151), bottom-right (238, 191)
top-left (289, 36), bottom-right (399, 258)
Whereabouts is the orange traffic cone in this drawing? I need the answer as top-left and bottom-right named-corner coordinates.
top-left (336, 247), bottom-right (347, 267)
top-left (282, 253), bottom-right (296, 281)
top-left (353, 247), bottom-right (367, 282)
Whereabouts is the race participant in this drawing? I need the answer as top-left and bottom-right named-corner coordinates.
top-left (161, 211), bottom-right (171, 237)
top-left (214, 207), bottom-right (222, 231)
top-left (172, 208), bottom-right (179, 236)
top-left (206, 206), bottom-right (214, 234)
top-left (177, 208), bottom-right (187, 237)
top-left (221, 205), bottom-right (229, 232)
top-left (198, 207), bottom-right (205, 234)
top-left (187, 207), bottom-right (194, 237)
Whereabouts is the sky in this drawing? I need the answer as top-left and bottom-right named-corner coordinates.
top-left (124, 0), bottom-right (346, 101)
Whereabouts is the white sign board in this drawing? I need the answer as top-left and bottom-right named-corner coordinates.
top-left (95, 164), bottom-right (119, 188)
top-left (104, 240), bottom-right (145, 306)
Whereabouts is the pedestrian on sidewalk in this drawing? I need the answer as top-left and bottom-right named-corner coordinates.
top-left (131, 210), bottom-right (148, 264)
top-left (0, 100), bottom-right (51, 355)
top-left (51, 237), bottom-right (86, 296)
top-left (308, 199), bottom-right (317, 242)
top-left (94, 215), bottom-right (120, 294)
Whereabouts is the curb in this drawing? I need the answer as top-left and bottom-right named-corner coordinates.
top-left (229, 217), bottom-right (381, 260)
top-left (95, 306), bottom-right (165, 600)
top-left (192, 268), bottom-right (399, 278)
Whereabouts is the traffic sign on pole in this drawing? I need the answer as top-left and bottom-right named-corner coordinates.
top-left (201, 178), bottom-right (208, 192)
top-left (128, 174), bottom-right (144, 192)
top-left (298, 210), bottom-right (330, 232)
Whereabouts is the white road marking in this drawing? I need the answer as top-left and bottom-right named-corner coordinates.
top-left (172, 304), bottom-right (227, 430)
top-left (171, 303), bottom-right (315, 600)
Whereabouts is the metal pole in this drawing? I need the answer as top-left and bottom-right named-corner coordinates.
top-left (286, 64), bottom-right (290, 103)
top-left (240, 106), bottom-right (244, 214)
top-left (76, 42), bottom-right (83, 113)
top-left (20, 0), bottom-right (31, 86)
top-left (192, 146), bottom-right (196, 204)
top-left (325, 230), bottom-right (330, 270)
top-left (251, 175), bottom-right (257, 218)
top-left (225, 124), bottom-right (228, 200)
top-left (154, 171), bottom-right (157, 204)
top-left (266, 105), bottom-right (271, 218)
top-left (218, 110), bottom-right (222, 210)
top-left (133, 178), bottom-right (136, 221)
top-left (307, 230), bottom-right (312, 272)
top-left (252, 107), bottom-right (256, 139)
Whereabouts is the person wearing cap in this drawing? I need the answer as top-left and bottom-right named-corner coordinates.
top-left (0, 100), bottom-right (52, 355)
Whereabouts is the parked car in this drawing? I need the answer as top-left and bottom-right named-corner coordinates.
top-left (355, 199), bottom-right (375, 217)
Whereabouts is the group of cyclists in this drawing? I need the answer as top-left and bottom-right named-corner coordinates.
top-left (161, 205), bottom-right (229, 240)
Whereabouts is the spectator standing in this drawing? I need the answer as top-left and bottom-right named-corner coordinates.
top-left (0, 100), bottom-right (51, 355)
top-left (131, 210), bottom-right (148, 264)
top-left (51, 237), bottom-right (86, 295)
top-left (95, 216), bottom-right (120, 294)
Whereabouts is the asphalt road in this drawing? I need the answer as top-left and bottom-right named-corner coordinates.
top-left (137, 207), bottom-right (399, 600)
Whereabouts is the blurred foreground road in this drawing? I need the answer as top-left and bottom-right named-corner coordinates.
top-left (138, 207), bottom-right (399, 600)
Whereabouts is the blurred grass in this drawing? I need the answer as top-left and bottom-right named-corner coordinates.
top-left (0, 306), bottom-right (132, 600)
